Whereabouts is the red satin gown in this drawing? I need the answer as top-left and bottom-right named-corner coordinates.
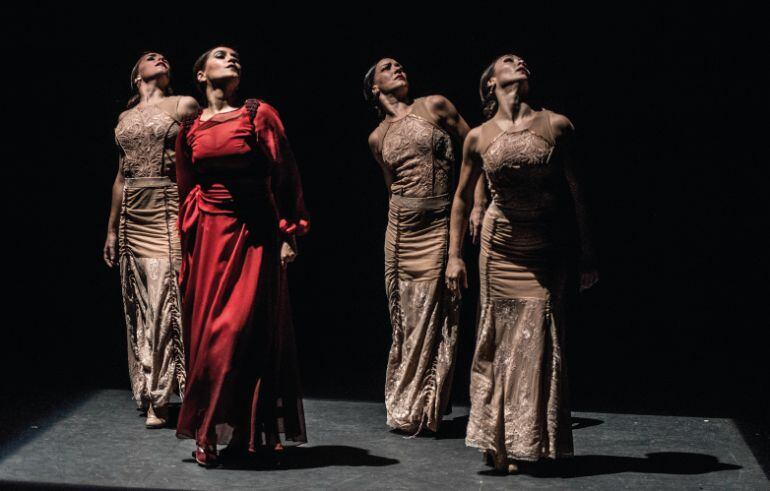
top-left (174, 99), bottom-right (309, 450)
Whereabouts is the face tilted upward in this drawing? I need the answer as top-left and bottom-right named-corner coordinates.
top-left (373, 58), bottom-right (409, 98)
top-left (198, 46), bottom-right (242, 89)
top-left (490, 54), bottom-right (531, 95)
top-left (136, 52), bottom-right (170, 85)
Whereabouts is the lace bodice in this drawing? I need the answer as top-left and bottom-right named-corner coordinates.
top-left (115, 102), bottom-right (179, 178)
top-left (379, 100), bottom-right (454, 198)
top-left (480, 111), bottom-right (564, 216)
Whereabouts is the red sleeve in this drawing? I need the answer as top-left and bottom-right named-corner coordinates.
top-left (253, 102), bottom-right (310, 236)
top-left (175, 123), bottom-right (195, 205)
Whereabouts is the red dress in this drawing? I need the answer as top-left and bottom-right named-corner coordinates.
top-left (174, 99), bottom-right (309, 450)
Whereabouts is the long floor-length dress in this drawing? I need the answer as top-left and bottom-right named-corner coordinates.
top-left (114, 96), bottom-right (187, 409)
top-left (372, 97), bottom-right (460, 433)
top-left (174, 99), bottom-right (309, 450)
top-left (465, 109), bottom-right (574, 461)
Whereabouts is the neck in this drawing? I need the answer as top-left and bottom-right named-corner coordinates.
top-left (137, 80), bottom-right (166, 104)
top-left (379, 92), bottom-right (412, 119)
top-left (495, 83), bottom-right (530, 122)
top-left (205, 85), bottom-right (236, 112)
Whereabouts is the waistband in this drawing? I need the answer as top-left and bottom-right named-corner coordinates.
top-left (124, 177), bottom-right (176, 189)
top-left (389, 193), bottom-right (451, 211)
top-left (196, 175), bottom-right (270, 190)
top-left (487, 201), bottom-right (560, 222)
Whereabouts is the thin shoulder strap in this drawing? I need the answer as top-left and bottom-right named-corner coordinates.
top-left (374, 120), bottom-right (391, 158)
top-left (477, 119), bottom-right (504, 155)
top-left (536, 109), bottom-right (556, 145)
top-left (171, 96), bottom-right (183, 123)
top-left (410, 97), bottom-right (432, 120)
top-left (155, 95), bottom-right (181, 122)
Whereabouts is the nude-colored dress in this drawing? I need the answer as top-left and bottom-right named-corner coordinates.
top-left (465, 110), bottom-right (574, 461)
top-left (114, 97), bottom-right (186, 409)
top-left (374, 98), bottom-right (460, 433)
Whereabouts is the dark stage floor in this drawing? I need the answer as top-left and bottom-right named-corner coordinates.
top-left (0, 390), bottom-right (765, 489)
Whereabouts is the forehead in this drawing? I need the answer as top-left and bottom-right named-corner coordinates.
top-left (376, 58), bottom-right (401, 69)
top-left (211, 46), bottom-right (239, 57)
top-left (497, 54), bottom-right (522, 63)
top-left (140, 52), bottom-right (164, 61)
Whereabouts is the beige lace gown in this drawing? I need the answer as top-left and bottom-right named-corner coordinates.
top-left (465, 109), bottom-right (574, 461)
top-left (114, 97), bottom-right (186, 409)
top-left (374, 98), bottom-right (460, 433)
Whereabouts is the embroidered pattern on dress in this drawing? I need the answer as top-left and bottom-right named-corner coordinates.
top-left (482, 130), bottom-right (557, 212)
top-left (116, 105), bottom-right (178, 178)
top-left (381, 115), bottom-right (453, 198)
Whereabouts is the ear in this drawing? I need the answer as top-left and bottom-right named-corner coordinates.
top-left (196, 70), bottom-right (206, 84)
top-left (487, 76), bottom-right (497, 89)
top-left (371, 84), bottom-right (380, 97)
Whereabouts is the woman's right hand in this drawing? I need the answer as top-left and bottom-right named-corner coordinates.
top-left (445, 256), bottom-right (468, 299)
top-left (469, 205), bottom-right (485, 244)
top-left (103, 232), bottom-right (117, 268)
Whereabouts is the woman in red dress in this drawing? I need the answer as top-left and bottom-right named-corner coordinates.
top-left (175, 46), bottom-right (309, 467)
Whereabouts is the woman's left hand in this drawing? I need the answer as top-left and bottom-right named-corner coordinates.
top-left (280, 240), bottom-right (298, 268)
top-left (580, 267), bottom-right (599, 292)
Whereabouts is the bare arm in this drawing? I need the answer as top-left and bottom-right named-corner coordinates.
top-left (469, 169), bottom-right (489, 244)
top-left (176, 96), bottom-right (200, 120)
top-left (551, 113), bottom-right (598, 290)
top-left (368, 129), bottom-right (393, 198)
top-left (445, 128), bottom-right (485, 297)
top-left (103, 148), bottom-right (125, 268)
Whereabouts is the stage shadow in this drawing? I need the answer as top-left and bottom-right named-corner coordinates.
top-left (478, 452), bottom-right (742, 478)
top-left (571, 416), bottom-right (604, 430)
top-left (385, 414), bottom-right (468, 440)
top-left (435, 415), bottom-right (602, 440)
top-left (435, 415), bottom-right (469, 440)
top-left (183, 445), bottom-right (399, 471)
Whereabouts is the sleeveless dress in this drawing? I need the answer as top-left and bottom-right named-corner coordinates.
top-left (174, 100), bottom-right (309, 450)
top-left (465, 109), bottom-right (574, 461)
top-left (374, 97), bottom-right (460, 433)
top-left (114, 96), bottom-right (186, 409)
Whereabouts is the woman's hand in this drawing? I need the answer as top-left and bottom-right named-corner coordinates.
top-left (579, 260), bottom-right (599, 292)
top-left (280, 240), bottom-right (298, 268)
top-left (103, 232), bottom-right (117, 268)
top-left (469, 205), bottom-right (485, 244)
top-left (445, 256), bottom-right (468, 299)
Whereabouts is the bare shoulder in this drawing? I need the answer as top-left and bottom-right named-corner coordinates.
top-left (368, 126), bottom-right (383, 152)
top-left (424, 94), bottom-right (457, 116)
top-left (464, 125), bottom-right (483, 152)
top-left (545, 110), bottom-right (575, 140)
top-left (116, 109), bottom-right (132, 124)
top-left (176, 96), bottom-right (200, 118)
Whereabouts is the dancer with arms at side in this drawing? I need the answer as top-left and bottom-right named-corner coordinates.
top-left (105, 52), bottom-right (198, 428)
top-left (364, 58), bottom-right (486, 434)
top-left (446, 54), bottom-right (598, 474)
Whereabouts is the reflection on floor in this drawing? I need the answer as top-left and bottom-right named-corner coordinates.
top-left (0, 390), bottom-right (764, 490)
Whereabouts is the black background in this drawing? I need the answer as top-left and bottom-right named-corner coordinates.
top-left (4, 5), bottom-right (766, 431)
